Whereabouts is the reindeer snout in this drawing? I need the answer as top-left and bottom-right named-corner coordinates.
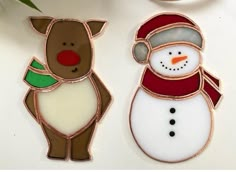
top-left (57, 50), bottom-right (80, 66)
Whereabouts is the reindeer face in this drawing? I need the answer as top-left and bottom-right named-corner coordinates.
top-left (30, 17), bottom-right (106, 80)
top-left (46, 20), bottom-right (92, 79)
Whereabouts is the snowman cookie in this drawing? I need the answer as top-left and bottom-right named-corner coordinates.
top-left (23, 16), bottom-right (112, 160)
top-left (130, 13), bottom-right (222, 163)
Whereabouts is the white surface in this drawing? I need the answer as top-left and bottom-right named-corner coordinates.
top-left (0, 0), bottom-right (236, 169)
top-left (130, 89), bottom-right (211, 162)
top-left (149, 45), bottom-right (200, 77)
top-left (38, 78), bottom-right (98, 136)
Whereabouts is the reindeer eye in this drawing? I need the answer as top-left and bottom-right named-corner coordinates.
top-left (62, 42), bottom-right (66, 46)
top-left (71, 43), bottom-right (74, 46)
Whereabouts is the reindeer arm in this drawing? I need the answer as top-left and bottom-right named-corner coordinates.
top-left (91, 72), bottom-right (112, 122)
top-left (24, 89), bottom-right (38, 122)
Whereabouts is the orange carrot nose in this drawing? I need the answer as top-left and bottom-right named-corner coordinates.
top-left (171, 56), bottom-right (188, 64)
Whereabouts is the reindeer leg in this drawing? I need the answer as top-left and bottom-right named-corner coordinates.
top-left (70, 121), bottom-right (96, 161)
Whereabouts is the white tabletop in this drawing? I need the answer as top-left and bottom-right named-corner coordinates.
top-left (0, 0), bottom-right (235, 169)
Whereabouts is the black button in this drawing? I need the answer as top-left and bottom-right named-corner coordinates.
top-left (170, 108), bottom-right (176, 114)
top-left (169, 131), bottom-right (175, 137)
top-left (169, 119), bottom-right (175, 125)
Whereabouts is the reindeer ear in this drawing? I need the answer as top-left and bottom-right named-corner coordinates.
top-left (29, 16), bottom-right (54, 34)
top-left (132, 40), bottom-right (150, 64)
top-left (86, 20), bottom-right (106, 37)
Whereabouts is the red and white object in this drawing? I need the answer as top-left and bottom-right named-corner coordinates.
top-left (130, 13), bottom-right (222, 163)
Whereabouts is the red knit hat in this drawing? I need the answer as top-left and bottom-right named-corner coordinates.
top-left (133, 13), bottom-right (204, 63)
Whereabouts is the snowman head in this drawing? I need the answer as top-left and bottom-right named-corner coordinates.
top-left (149, 44), bottom-right (201, 77)
top-left (133, 13), bottom-right (204, 77)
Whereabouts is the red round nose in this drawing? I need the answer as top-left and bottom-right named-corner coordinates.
top-left (57, 50), bottom-right (80, 66)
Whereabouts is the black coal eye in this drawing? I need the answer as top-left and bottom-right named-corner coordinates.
top-left (62, 42), bottom-right (66, 46)
top-left (178, 51), bottom-right (181, 55)
top-left (71, 43), bottom-right (74, 46)
top-left (169, 52), bottom-right (172, 55)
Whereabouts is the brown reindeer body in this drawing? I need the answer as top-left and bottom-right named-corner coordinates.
top-left (24, 17), bottom-right (111, 161)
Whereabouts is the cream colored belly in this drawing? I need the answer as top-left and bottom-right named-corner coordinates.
top-left (37, 78), bottom-right (98, 136)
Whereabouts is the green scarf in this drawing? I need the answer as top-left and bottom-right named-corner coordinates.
top-left (24, 59), bottom-right (59, 89)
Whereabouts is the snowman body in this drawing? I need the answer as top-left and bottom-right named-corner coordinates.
top-left (130, 44), bottom-right (219, 162)
top-left (130, 87), bottom-right (212, 162)
top-left (130, 13), bottom-right (222, 163)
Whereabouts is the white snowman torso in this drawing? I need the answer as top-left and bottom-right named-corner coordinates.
top-left (36, 77), bottom-right (99, 136)
top-left (130, 44), bottom-right (214, 162)
top-left (130, 88), bottom-right (212, 162)
top-left (130, 14), bottom-right (222, 162)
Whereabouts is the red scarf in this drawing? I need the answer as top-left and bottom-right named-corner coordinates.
top-left (141, 67), bottom-right (222, 108)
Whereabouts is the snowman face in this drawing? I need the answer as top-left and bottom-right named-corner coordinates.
top-left (149, 45), bottom-right (201, 77)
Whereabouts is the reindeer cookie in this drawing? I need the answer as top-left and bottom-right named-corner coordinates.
top-left (23, 16), bottom-right (112, 161)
